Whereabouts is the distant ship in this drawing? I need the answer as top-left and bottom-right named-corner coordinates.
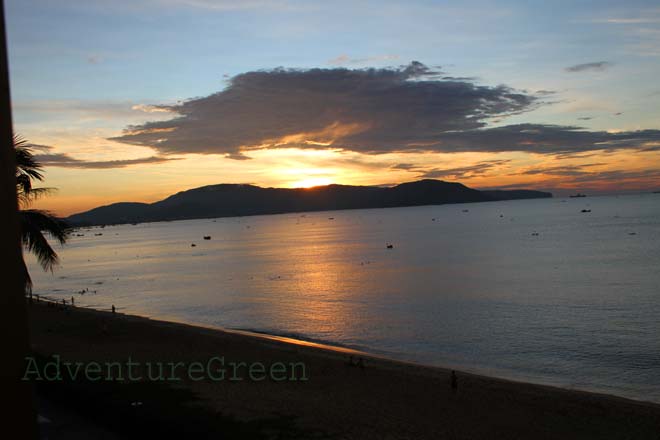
top-left (569, 193), bottom-right (587, 198)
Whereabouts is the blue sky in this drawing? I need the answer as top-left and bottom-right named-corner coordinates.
top-left (5, 0), bottom-right (660, 214)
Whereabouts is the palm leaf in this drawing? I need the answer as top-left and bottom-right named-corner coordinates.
top-left (19, 209), bottom-right (70, 272)
top-left (14, 135), bottom-right (45, 182)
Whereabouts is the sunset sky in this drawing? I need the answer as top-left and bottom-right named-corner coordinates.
top-left (6, 0), bottom-right (660, 216)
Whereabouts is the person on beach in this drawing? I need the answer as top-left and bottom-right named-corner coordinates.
top-left (111, 304), bottom-right (116, 314)
top-left (451, 370), bottom-right (458, 392)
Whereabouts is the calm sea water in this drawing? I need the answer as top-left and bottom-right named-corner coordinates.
top-left (27, 194), bottom-right (660, 402)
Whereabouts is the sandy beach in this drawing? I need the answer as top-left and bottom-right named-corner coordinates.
top-left (27, 302), bottom-right (660, 439)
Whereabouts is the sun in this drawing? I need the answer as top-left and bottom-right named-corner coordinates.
top-left (292, 177), bottom-right (334, 188)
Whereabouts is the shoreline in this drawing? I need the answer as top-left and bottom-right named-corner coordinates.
top-left (123, 309), bottom-right (660, 407)
top-left (28, 301), bottom-right (660, 439)
top-left (36, 299), bottom-right (660, 406)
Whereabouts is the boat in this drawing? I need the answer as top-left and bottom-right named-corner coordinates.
top-left (569, 193), bottom-right (587, 198)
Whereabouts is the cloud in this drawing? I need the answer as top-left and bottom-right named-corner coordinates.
top-left (425, 124), bottom-right (660, 154)
top-left (565, 61), bottom-right (612, 73)
top-left (110, 62), bottom-right (537, 156)
top-left (35, 153), bottom-right (179, 169)
top-left (110, 62), bottom-right (660, 158)
top-left (131, 104), bottom-right (174, 113)
top-left (593, 17), bottom-right (660, 24)
top-left (390, 163), bottom-right (418, 171)
top-left (519, 163), bottom-right (606, 177)
top-left (417, 160), bottom-right (510, 179)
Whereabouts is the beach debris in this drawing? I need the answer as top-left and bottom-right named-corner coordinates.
top-left (94, 233), bottom-right (103, 236)
top-left (328, 217), bottom-right (334, 220)
top-left (203, 236), bottom-right (211, 240)
top-left (386, 243), bottom-right (394, 249)
top-left (191, 243), bottom-right (197, 247)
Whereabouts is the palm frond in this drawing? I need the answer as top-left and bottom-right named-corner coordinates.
top-left (18, 186), bottom-right (55, 207)
top-left (19, 209), bottom-right (70, 272)
top-left (14, 135), bottom-right (45, 182)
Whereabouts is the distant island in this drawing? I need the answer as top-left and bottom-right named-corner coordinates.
top-left (66, 179), bottom-right (552, 226)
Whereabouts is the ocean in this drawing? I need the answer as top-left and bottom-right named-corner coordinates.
top-left (27, 194), bottom-right (660, 402)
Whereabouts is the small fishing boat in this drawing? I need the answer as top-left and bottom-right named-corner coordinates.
top-left (569, 193), bottom-right (587, 198)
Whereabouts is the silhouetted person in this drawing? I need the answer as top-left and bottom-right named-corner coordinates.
top-left (71, 296), bottom-right (75, 306)
top-left (451, 370), bottom-right (458, 392)
top-left (111, 304), bottom-right (116, 314)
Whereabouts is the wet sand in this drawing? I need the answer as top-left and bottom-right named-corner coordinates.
top-left (28, 302), bottom-right (660, 439)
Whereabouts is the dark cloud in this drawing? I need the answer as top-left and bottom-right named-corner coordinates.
top-left (427, 124), bottom-right (660, 154)
top-left (110, 62), bottom-right (537, 156)
top-left (519, 163), bottom-right (606, 177)
top-left (110, 62), bottom-right (660, 157)
top-left (390, 163), bottom-right (419, 171)
top-left (417, 160), bottom-right (510, 179)
top-left (565, 61), bottom-right (612, 73)
top-left (35, 153), bottom-right (179, 169)
top-left (566, 168), bottom-right (660, 183)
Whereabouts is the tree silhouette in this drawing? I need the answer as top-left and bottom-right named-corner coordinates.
top-left (14, 135), bottom-right (69, 292)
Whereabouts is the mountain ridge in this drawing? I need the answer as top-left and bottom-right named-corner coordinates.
top-left (66, 179), bottom-right (552, 226)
